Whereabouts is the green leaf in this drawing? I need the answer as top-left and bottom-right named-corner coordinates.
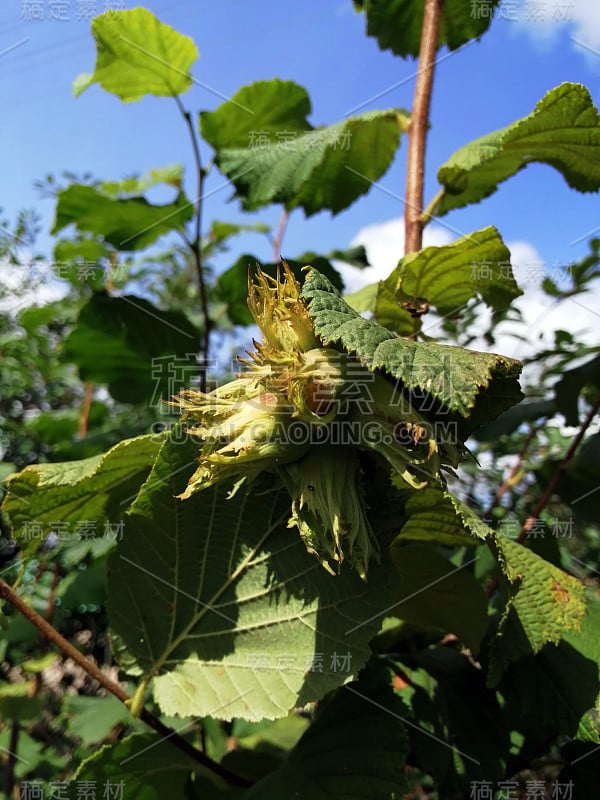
top-left (200, 80), bottom-right (313, 150)
top-left (63, 292), bottom-right (200, 403)
top-left (382, 227), bottom-right (522, 328)
top-left (215, 255), bottom-right (344, 327)
top-left (436, 83), bottom-right (600, 215)
top-left (74, 733), bottom-right (193, 798)
top-left (208, 220), bottom-right (270, 246)
top-left (74, 8), bottom-right (198, 101)
top-left (52, 185), bottom-right (194, 251)
top-left (108, 438), bottom-right (397, 721)
top-left (244, 667), bottom-right (408, 799)
top-left (343, 283), bottom-right (378, 314)
top-left (488, 538), bottom-right (587, 683)
top-left (389, 543), bottom-right (488, 652)
top-left (212, 110), bottom-right (408, 216)
top-left (354, 0), bottom-right (500, 58)
top-left (301, 268), bottom-right (522, 419)
top-left (1, 434), bottom-right (162, 551)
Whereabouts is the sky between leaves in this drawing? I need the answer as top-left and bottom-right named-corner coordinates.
top-left (2, 0), bottom-right (600, 364)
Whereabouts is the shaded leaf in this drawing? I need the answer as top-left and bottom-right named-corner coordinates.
top-left (554, 354), bottom-right (600, 426)
top-left (389, 543), bottom-right (488, 652)
top-left (393, 648), bottom-right (509, 790)
top-left (74, 8), bottom-right (198, 101)
top-left (63, 292), bottom-right (200, 403)
top-left (473, 398), bottom-right (555, 441)
top-left (354, 0), bottom-right (501, 58)
top-left (74, 733), bottom-right (194, 798)
top-left (394, 488), bottom-right (487, 547)
top-left (108, 438), bottom-right (397, 721)
top-left (52, 185), bottom-right (194, 251)
top-left (436, 83), bottom-right (600, 215)
top-left (244, 666), bottom-right (408, 799)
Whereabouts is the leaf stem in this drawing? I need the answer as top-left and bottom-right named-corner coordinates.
top-left (421, 186), bottom-right (445, 227)
top-left (175, 95), bottom-right (210, 392)
top-left (0, 578), bottom-right (253, 789)
top-left (404, 0), bottom-right (444, 254)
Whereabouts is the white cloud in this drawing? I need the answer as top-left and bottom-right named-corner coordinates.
top-left (508, 0), bottom-right (600, 61)
top-left (335, 217), bottom-right (453, 293)
top-left (0, 259), bottom-right (68, 315)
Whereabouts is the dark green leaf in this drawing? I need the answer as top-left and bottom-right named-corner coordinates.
top-left (390, 543), bottom-right (488, 652)
top-left (244, 667), bottom-right (408, 799)
top-left (354, 0), bottom-right (501, 58)
top-left (554, 354), bottom-right (600, 426)
top-left (63, 292), bottom-right (200, 403)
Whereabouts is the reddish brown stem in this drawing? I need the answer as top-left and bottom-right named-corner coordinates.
top-left (78, 382), bottom-right (94, 440)
top-left (273, 210), bottom-right (289, 262)
top-left (404, 0), bottom-right (444, 254)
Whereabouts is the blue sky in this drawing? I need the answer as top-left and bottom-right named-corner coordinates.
top-left (2, 0), bottom-right (600, 286)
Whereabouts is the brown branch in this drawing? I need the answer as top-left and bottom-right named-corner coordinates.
top-left (0, 578), bottom-right (253, 789)
top-left (174, 95), bottom-right (209, 392)
top-left (404, 0), bottom-right (444, 254)
top-left (77, 382), bottom-right (94, 440)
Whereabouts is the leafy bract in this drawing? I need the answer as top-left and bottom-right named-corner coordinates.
top-left (488, 537), bottom-right (587, 683)
top-left (74, 8), bottom-right (198, 101)
top-left (244, 669), bottom-right (408, 799)
top-left (354, 0), bottom-right (500, 58)
top-left (1, 435), bottom-right (162, 551)
top-left (52, 185), bottom-right (193, 251)
top-left (200, 80), bottom-right (313, 150)
top-left (108, 438), bottom-right (397, 721)
top-left (382, 227), bottom-right (521, 331)
top-left (215, 254), bottom-right (345, 326)
top-left (210, 108), bottom-right (408, 216)
top-left (63, 293), bottom-right (200, 404)
top-left (301, 268), bottom-right (522, 419)
top-left (436, 83), bottom-right (600, 215)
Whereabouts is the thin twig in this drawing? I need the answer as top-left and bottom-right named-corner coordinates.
top-left (273, 210), bottom-right (289, 262)
top-left (486, 394), bottom-right (600, 597)
top-left (0, 578), bottom-right (253, 789)
top-left (516, 393), bottom-right (600, 544)
top-left (404, 0), bottom-right (444, 254)
top-left (482, 424), bottom-right (541, 519)
top-left (77, 382), bottom-right (94, 440)
top-left (5, 720), bottom-right (19, 800)
top-left (174, 95), bottom-right (209, 392)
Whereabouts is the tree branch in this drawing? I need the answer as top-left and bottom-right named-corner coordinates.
top-left (174, 95), bottom-right (210, 392)
top-left (404, 0), bottom-right (444, 254)
top-left (0, 578), bottom-right (253, 789)
top-left (273, 210), bottom-right (289, 262)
